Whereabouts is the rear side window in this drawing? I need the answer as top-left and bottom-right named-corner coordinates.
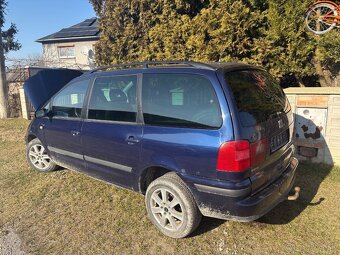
top-left (142, 73), bottom-right (222, 129)
top-left (52, 79), bottom-right (90, 118)
top-left (88, 75), bottom-right (137, 122)
top-left (225, 70), bottom-right (287, 126)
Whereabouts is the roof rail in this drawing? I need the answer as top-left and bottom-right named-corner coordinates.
top-left (89, 60), bottom-right (215, 73)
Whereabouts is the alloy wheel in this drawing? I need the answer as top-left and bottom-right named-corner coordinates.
top-left (149, 187), bottom-right (184, 231)
top-left (28, 144), bottom-right (52, 171)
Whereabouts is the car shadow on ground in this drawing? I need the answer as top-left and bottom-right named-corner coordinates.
top-left (258, 162), bottom-right (333, 225)
top-left (190, 217), bottom-right (225, 237)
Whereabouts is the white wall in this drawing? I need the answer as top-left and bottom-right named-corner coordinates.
top-left (42, 40), bottom-right (97, 70)
top-left (285, 87), bottom-right (340, 165)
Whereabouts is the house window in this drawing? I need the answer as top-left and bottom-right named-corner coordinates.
top-left (58, 46), bottom-right (75, 59)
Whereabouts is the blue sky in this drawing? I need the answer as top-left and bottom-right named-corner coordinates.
top-left (4, 0), bottom-right (96, 61)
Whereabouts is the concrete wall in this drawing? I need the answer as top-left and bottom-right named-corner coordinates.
top-left (284, 87), bottom-right (340, 165)
top-left (42, 40), bottom-right (97, 70)
top-left (19, 88), bottom-right (29, 119)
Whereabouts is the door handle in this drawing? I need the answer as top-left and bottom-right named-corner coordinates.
top-left (71, 130), bottom-right (80, 136)
top-left (126, 136), bottom-right (140, 144)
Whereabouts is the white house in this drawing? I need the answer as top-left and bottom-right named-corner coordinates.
top-left (36, 18), bottom-right (100, 70)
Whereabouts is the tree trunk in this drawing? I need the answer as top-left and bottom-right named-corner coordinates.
top-left (0, 26), bottom-right (8, 118)
top-left (297, 77), bottom-right (305, 87)
top-left (314, 46), bottom-right (333, 87)
top-left (312, 12), bottom-right (332, 87)
top-left (313, 20), bottom-right (332, 87)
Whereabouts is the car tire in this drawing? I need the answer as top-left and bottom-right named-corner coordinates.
top-left (26, 138), bottom-right (58, 172)
top-left (145, 172), bottom-right (202, 238)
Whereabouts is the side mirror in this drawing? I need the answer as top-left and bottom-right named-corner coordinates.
top-left (35, 109), bottom-right (48, 118)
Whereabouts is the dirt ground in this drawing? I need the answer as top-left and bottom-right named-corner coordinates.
top-left (0, 226), bottom-right (26, 255)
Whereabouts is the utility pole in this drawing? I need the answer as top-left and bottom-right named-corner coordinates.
top-left (0, 25), bottom-right (7, 118)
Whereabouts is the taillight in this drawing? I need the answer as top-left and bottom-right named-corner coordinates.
top-left (217, 141), bottom-right (250, 172)
top-left (217, 139), bottom-right (268, 172)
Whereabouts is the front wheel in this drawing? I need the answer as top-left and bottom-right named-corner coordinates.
top-left (305, 3), bottom-right (338, 34)
top-left (26, 138), bottom-right (58, 172)
top-left (145, 172), bottom-right (202, 238)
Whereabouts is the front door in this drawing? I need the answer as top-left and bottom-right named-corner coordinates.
top-left (81, 74), bottom-right (142, 188)
top-left (44, 78), bottom-right (90, 169)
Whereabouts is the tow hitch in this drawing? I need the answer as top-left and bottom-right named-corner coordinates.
top-left (287, 186), bottom-right (301, 201)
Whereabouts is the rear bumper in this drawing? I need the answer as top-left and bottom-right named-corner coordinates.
top-left (183, 157), bottom-right (298, 221)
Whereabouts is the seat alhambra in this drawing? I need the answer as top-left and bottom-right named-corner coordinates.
top-left (24, 61), bottom-right (299, 238)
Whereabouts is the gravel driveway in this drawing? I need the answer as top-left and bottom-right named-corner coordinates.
top-left (0, 226), bottom-right (26, 255)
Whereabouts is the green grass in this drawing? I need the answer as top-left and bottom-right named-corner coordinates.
top-left (0, 118), bottom-right (340, 254)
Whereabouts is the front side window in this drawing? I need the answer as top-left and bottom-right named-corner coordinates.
top-left (52, 79), bottom-right (90, 118)
top-left (88, 75), bottom-right (137, 122)
top-left (142, 73), bottom-right (222, 129)
top-left (58, 46), bottom-right (75, 59)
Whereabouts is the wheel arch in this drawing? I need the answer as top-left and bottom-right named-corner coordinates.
top-left (26, 133), bottom-right (37, 143)
top-left (139, 165), bottom-right (182, 194)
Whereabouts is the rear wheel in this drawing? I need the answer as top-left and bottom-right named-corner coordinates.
top-left (305, 3), bottom-right (338, 34)
top-left (26, 138), bottom-right (57, 172)
top-left (145, 172), bottom-right (202, 238)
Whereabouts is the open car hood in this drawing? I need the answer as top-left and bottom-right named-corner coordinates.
top-left (23, 68), bottom-right (84, 110)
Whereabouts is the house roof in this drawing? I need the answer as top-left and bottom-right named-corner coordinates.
top-left (36, 17), bottom-right (100, 43)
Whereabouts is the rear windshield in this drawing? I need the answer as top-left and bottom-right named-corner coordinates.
top-left (225, 70), bottom-right (287, 127)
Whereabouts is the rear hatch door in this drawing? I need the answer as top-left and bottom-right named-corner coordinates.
top-left (225, 69), bottom-right (294, 193)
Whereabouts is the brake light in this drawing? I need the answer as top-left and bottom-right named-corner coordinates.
top-left (217, 139), bottom-right (268, 172)
top-left (217, 141), bottom-right (250, 172)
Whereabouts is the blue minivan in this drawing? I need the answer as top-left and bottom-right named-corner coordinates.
top-left (24, 61), bottom-right (299, 238)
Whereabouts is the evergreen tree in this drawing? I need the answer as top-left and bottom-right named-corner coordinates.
top-left (252, 0), bottom-right (316, 86)
top-left (319, 31), bottom-right (340, 67)
top-left (317, 30), bottom-right (340, 87)
top-left (93, 0), bottom-right (208, 64)
top-left (146, 1), bottom-right (195, 61)
top-left (2, 23), bottom-right (20, 53)
top-left (186, 0), bottom-right (265, 62)
top-left (0, 0), bottom-right (21, 118)
top-left (89, 0), bottom-right (339, 87)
